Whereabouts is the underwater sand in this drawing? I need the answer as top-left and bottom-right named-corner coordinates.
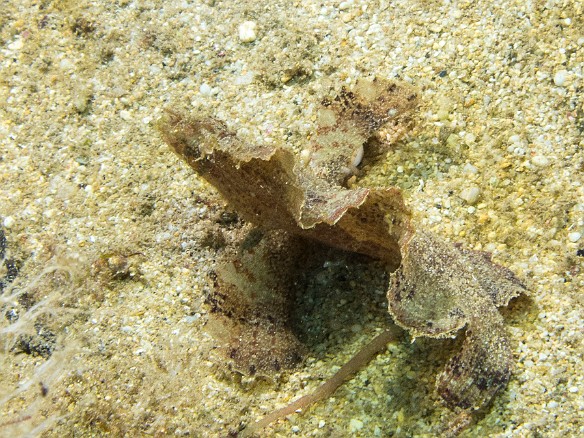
top-left (0, 0), bottom-right (582, 436)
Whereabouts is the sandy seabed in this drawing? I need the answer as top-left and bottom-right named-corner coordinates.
top-left (1, 1), bottom-right (582, 437)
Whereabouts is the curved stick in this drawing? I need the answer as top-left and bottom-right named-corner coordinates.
top-left (240, 328), bottom-right (397, 437)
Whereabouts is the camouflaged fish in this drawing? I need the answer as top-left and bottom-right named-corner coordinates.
top-left (158, 78), bottom-right (525, 418)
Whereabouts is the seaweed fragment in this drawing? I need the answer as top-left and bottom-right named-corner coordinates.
top-left (158, 78), bottom-right (526, 431)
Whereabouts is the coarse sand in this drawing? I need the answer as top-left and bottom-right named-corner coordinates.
top-left (0, 1), bottom-right (582, 436)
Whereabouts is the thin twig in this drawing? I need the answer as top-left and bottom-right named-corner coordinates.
top-left (240, 328), bottom-right (398, 437)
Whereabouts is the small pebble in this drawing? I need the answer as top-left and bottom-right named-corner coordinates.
top-left (463, 163), bottom-right (478, 174)
top-left (531, 155), bottom-right (549, 167)
top-left (436, 109), bottom-right (449, 120)
top-left (459, 186), bottom-right (481, 205)
top-left (59, 58), bottom-right (74, 70)
top-left (120, 110), bottom-right (132, 121)
top-left (338, 0), bottom-right (353, 10)
top-left (509, 134), bottom-right (522, 144)
top-left (464, 132), bottom-right (476, 145)
top-left (3, 216), bottom-right (15, 228)
top-left (291, 425), bottom-right (300, 433)
top-left (238, 21), bottom-right (257, 43)
top-left (7, 37), bottom-right (23, 51)
top-left (73, 94), bottom-right (89, 113)
top-left (568, 232), bottom-right (581, 243)
top-left (553, 69), bottom-right (568, 87)
top-left (349, 418), bottom-right (363, 432)
top-left (199, 83), bottom-right (212, 96)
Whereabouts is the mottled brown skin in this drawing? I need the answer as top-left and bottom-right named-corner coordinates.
top-left (160, 111), bottom-right (409, 270)
top-left (390, 231), bottom-right (523, 411)
top-left (158, 78), bottom-right (526, 425)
